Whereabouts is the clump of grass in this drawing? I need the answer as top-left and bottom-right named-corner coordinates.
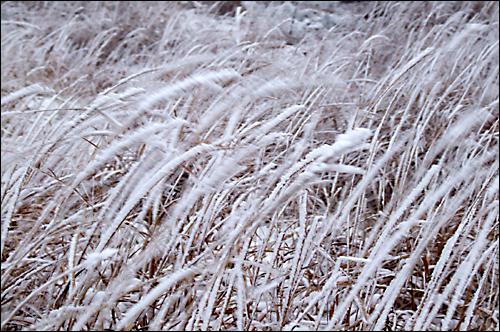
top-left (2, 1), bottom-right (498, 331)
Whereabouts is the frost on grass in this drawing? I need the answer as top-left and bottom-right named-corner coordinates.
top-left (1, 1), bottom-right (498, 331)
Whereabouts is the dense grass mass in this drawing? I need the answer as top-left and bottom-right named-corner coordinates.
top-left (1, 1), bottom-right (498, 330)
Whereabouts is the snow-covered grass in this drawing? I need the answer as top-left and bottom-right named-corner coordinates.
top-left (1, 1), bottom-right (498, 330)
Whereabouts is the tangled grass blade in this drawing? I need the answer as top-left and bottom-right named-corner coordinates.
top-left (1, 83), bottom-right (54, 106)
top-left (116, 267), bottom-right (200, 331)
top-left (138, 69), bottom-right (240, 112)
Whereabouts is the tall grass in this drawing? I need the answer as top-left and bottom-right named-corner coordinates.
top-left (1, 1), bottom-right (498, 330)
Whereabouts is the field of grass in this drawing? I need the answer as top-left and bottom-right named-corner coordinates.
top-left (1, 1), bottom-right (498, 330)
